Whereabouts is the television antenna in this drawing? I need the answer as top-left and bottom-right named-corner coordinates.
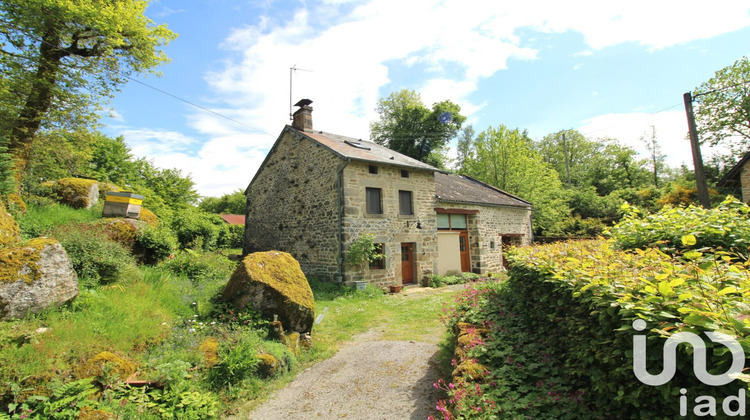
top-left (289, 65), bottom-right (313, 120)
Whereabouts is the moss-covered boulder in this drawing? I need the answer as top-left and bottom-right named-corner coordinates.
top-left (42, 177), bottom-right (99, 209)
top-left (0, 199), bottom-right (21, 248)
top-left (139, 208), bottom-right (158, 227)
top-left (94, 218), bottom-right (141, 249)
top-left (222, 251), bottom-right (315, 334)
top-left (74, 351), bottom-right (137, 381)
top-left (0, 238), bottom-right (78, 319)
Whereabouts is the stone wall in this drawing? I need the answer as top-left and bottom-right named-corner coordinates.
top-left (436, 201), bottom-right (532, 275)
top-left (342, 162), bottom-right (438, 287)
top-left (244, 128), bottom-right (341, 281)
top-left (742, 164), bottom-right (750, 203)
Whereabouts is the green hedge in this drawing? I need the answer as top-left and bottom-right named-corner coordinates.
top-left (504, 239), bottom-right (750, 418)
top-left (608, 196), bottom-right (750, 256)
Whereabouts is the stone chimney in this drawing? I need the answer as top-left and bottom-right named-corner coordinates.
top-left (292, 99), bottom-right (313, 132)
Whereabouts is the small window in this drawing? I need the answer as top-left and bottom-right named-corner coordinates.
top-left (450, 214), bottom-right (467, 229)
top-left (368, 165), bottom-right (378, 174)
top-left (437, 214), bottom-right (450, 229)
top-left (369, 243), bottom-right (385, 269)
top-left (399, 190), bottom-right (413, 215)
top-left (401, 170), bottom-right (410, 178)
top-left (366, 187), bottom-right (382, 214)
top-left (437, 213), bottom-right (467, 230)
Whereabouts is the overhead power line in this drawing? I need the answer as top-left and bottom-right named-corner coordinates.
top-left (10, 24), bottom-right (272, 137)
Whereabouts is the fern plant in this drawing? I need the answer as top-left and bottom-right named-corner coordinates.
top-left (22, 377), bottom-right (98, 420)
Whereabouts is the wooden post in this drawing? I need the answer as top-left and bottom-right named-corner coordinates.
top-left (683, 92), bottom-right (711, 209)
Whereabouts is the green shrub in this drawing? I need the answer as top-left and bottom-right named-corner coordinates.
top-left (50, 223), bottom-right (139, 287)
top-left (159, 251), bottom-right (234, 284)
top-left (555, 215), bottom-right (607, 237)
top-left (206, 330), bottom-right (262, 389)
top-left (169, 209), bottom-right (225, 252)
top-left (135, 224), bottom-right (178, 264)
top-left (217, 224), bottom-right (244, 249)
top-left (500, 239), bottom-right (750, 418)
top-left (608, 196), bottom-right (750, 256)
top-left (429, 271), bottom-right (480, 288)
top-left (439, 281), bottom-right (592, 419)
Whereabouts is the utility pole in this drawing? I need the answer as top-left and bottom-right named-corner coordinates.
top-left (683, 92), bottom-right (711, 209)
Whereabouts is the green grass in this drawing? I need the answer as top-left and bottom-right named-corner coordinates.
top-left (0, 252), bottom-right (458, 418)
top-left (15, 201), bottom-right (103, 239)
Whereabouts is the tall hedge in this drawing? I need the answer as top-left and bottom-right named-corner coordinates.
top-left (506, 240), bottom-right (750, 418)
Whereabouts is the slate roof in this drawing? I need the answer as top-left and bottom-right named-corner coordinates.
top-left (294, 126), bottom-right (445, 173)
top-left (219, 214), bottom-right (245, 225)
top-left (435, 173), bottom-right (532, 209)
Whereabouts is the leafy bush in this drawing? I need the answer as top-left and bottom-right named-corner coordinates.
top-left (206, 330), bottom-right (262, 389)
top-left (437, 282), bottom-right (592, 419)
top-left (608, 196), bottom-right (750, 256)
top-left (135, 224), bottom-right (178, 264)
top-left (498, 239), bottom-right (750, 419)
top-left (217, 224), bottom-right (244, 249)
top-left (555, 215), bottom-right (607, 237)
top-left (170, 208), bottom-right (223, 251)
top-left (429, 271), bottom-right (480, 288)
top-left (50, 223), bottom-right (139, 287)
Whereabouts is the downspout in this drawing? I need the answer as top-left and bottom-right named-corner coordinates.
top-left (336, 158), bottom-right (351, 284)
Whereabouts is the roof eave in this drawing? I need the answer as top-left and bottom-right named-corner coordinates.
top-left (436, 197), bottom-right (532, 210)
top-left (718, 151), bottom-right (750, 187)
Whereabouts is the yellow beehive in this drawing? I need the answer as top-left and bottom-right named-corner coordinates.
top-left (102, 191), bottom-right (144, 219)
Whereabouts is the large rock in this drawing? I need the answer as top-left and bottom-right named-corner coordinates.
top-left (42, 177), bottom-right (99, 209)
top-left (222, 251), bottom-right (315, 334)
top-left (0, 238), bottom-right (79, 320)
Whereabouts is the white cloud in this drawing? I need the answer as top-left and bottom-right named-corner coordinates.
top-left (118, 127), bottom-right (273, 197)
top-left (119, 128), bottom-right (197, 157)
top-left (202, 0), bottom-right (750, 143)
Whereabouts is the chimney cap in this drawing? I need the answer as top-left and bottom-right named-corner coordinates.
top-left (294, 98), bottom-right (313, 107)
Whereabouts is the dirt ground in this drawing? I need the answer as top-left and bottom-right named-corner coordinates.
top-left (238, 286), bottom-right (463, 420)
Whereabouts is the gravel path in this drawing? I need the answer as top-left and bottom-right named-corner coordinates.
top-left (241, 287), bottom-right (463, 420)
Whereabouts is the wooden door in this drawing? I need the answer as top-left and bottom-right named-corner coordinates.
top-left (401, 243), bottom-right (415, 284)
top-left (459, 231), bottom-right (471, 272)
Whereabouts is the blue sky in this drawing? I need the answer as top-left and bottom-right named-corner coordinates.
top-left (102, 0), bottom-right (750, 197)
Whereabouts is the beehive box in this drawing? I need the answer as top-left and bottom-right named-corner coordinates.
top-left (102, 192), bottom-right (144, 219)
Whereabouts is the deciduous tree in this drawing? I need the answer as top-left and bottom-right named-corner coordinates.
top-left (370, 89), bottom-right (465, 168)
top-left (0, 0), bottom-right (175, 186)
top-left (461, 125), bottom-right (570, 234)
top-left (694, 56), bottom-right (750, 156)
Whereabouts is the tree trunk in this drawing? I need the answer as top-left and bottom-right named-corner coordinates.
top-left (9, 21), bottom-right (64, 189)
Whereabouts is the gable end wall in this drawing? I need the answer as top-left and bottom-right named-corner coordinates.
top-left (244, 130), bottom-right (341, 280)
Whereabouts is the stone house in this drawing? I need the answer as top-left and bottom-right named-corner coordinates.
top-left (718, 152), bottom-right (750, 203)
top-left (243, 100), bottom-right (533, 287)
